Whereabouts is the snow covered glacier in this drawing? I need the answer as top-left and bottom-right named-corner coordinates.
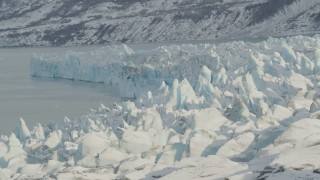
top-left (2, 35), bottom-right (320, 179)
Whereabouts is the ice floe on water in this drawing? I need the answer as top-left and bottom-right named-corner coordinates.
top-left (2, 35), bottom-right (320, 179)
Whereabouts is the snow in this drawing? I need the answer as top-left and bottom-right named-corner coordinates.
top-left (3, 34), bottom-right (320, 179)
top-left (159, 156), bottom-right (248, 180)
top-left (1, 0), bottom-right (320, 47)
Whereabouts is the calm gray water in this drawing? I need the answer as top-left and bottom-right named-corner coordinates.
top-left (0, 47), bottom-right (120, 135)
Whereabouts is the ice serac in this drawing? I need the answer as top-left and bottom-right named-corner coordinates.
top-left (192, 107), bottom-right (228, 131)
top-left (166, 79), bottom-right (180, 112)
top-left (280, 44), bottom-right (297, 66)
top-left (271, 105), bottom-right (293, 125)
top-left (310, 99), bottom-right (320, 113)
top-left (188, 130), bottom-right (226, 158)
top-left (165, 79), bottom-right (202, 112)
top-left (179, 79), bottom-right (199, 110)
top-left (79, 132), bottom-right (114, 158)
top-left (313, 48), bottom-right (320, 73)
top-left (15, 118), bottom-right (31, 141)
top-left (0, 133), bottom-right (26, 169)
top-left (98, 148), bottom-right (129, 167)
top-left (120, 129), bottom-right (153, 154)
top-left (196, 66), bottom-right (218, 98)
top-left (34, 123), bottom-right (45, 140)
top-left (44, 130), bottom-right (63, 149)
top-left (224, 95), bottom-right (251, 122)
top-left (137, 107), bottom-right (163, 131)
top-left (217, 132), bottom-right (255, 161)
top-left (212, 67), bottom-right (228, 87)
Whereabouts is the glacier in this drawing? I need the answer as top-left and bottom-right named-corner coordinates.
top-left (1, 35), bottom-right (320, 179)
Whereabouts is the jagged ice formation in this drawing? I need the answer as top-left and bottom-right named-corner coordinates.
top-left (1, 35), bottom-right (320, 179)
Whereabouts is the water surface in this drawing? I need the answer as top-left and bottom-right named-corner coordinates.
top-left (0, 47), bottom-right (119, 135)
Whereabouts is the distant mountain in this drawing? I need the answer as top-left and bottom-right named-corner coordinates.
top-left (0, 0), bottom-right (319, 47)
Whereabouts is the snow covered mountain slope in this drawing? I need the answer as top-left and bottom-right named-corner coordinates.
top-left (1, 35), bottom-right (320, 179)
top-left (0, 0), bottom-right (320, 47)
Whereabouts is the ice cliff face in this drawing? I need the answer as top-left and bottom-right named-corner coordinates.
top-left (31, 34), bottom-right (320, 100)
top-left (0, 0), bottom-right (320, 46)
top-left (0, 34), bottom-right (316, 179)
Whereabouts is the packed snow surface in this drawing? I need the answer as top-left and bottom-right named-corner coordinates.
top-left (2, 35), bottom-right (320, 179)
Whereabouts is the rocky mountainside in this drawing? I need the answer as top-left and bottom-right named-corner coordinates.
top-left (0, 0), bottom-right (319, 47)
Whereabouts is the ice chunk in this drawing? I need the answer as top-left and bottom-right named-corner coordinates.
top-left (196, 66), bottom-right (224, 99)
top-left (191, 107), bottom-right (228, 130)
top-left (136, 107), bottom-right (163, 131)
top-left (41, 160), bottom-right (64, 175)
top-left (280, 44), bottom-right (297, 65)
top-left (79, 132), bottom-right (113, 158)
top-left (274, 118), bottom-right (320, 149)
top-left (34, 123), bottom-right (45, 140)
top-left (244, 73), bottom-right (264, 99)
top-left (120, 129), bottom-right (153, 154)
top-left (212, 67), bottom-right (228, 87)
top-left (157, 143), bottom-right (187, 165)
top-left (15, 117), bottom-right (31, 141)
top-left (224, 96), bottom-right (250, 122)
top-left (166, 79), bottom-right (180, 111)
top-left (200, 66), bottom-right (211, 82)
top-left (310, 99), bottom-right (320, 113)
top-left (4, 133), bottom-right (26, 169)
top-left (0, 143), bottom-right (8, 167)
top-left (216, 132), bottom-right (255, 161)
top-left (166, 79), bottom-right (200, 111)
top-left (271, 105), bottom-right (293, 125)
top-left (79, 147), bottom-right (129, 168)
top-left (20, 164), bottom-right (44, 177)
top-left (118, 157), bottom-right (150, 174)
top-left (289, 73), bottom-right (313, 91)
top-left (179, 79), bottom-right (199, 109)
top-left (247, 51), bottom-right (264, 75)
top-left (254, 99), bottom-right (270, 118)
top-left (44, 130), bottom-right (63, 149)
top-left (153, 129), bottom-right (178, 147)
top-left (188, 130), bottom-right (226, 157)
top-left (313, 48), bottom-right (320, 73)
top-left (287, 92), bottom-right (313, 111)
top-left (297, 52), bottom-right (314, 73)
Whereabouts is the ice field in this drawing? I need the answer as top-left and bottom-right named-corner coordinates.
top-left (2, 35), bottom-right (320, 179)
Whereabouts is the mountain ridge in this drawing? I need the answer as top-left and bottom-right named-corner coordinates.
top-left (0, 0), bottom-right (319, 47)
